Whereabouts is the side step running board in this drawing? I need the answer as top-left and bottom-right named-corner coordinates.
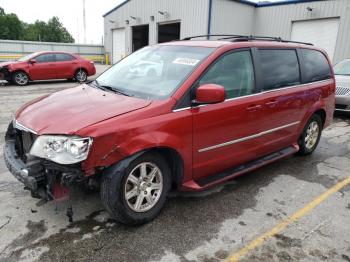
top-left (183, 144), bottom-right (299, 191)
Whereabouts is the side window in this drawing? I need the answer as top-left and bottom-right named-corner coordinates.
top-left (55, 53), bottom-right (75, 62)
top-left (35, 54), bottom-right (55, 63)
top-left (302, 49), bottom-right (331, 82)
top-left (259, 49), bottom-right (300, 90)
top-left (199, 51), bottom-right (255, 99)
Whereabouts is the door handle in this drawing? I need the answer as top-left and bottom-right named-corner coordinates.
top-left (246, 105), bottom-right (262, 111)
top-left (265, 100), bottom-right (277, 107)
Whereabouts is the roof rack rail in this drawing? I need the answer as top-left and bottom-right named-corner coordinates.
top-left (182, 34), bottom-right (313, 46)
top-left (182, 34), bottom-right (246, 40)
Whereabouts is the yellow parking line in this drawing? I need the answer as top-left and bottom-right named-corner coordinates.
top-left (226, 176), bottom-right (350, 262)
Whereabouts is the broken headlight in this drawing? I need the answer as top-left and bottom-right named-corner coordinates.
top-left (30, 135), bottom-right (93, 164)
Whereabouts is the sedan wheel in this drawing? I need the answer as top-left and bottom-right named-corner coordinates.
top-left (75, 70), bottom-right (87, 82)
top-left (13, 72), bottom-right (29, 86)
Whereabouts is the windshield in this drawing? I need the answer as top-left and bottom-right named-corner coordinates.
top-left (96, 45), bottom-right (215, 99)
top-left (17, 53), bottom-right (39, 62)
top-left (334, 59), bottom-right (350, 76)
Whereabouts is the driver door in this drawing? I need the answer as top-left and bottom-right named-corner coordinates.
top-left (192, 49), bottom-right (266, 180)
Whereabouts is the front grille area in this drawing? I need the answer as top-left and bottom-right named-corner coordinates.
top-left (336, 86), bottom-right (350, 96)
top-left (14, 128), bottom-right (37, 162)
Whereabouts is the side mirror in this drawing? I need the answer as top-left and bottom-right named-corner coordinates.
top-left (29, 59), bottom-right (36, 64)
top-left (194, 84), bottom-right (226, 105)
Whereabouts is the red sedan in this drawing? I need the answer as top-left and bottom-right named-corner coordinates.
top-left (0, 51), bottom-right (96, 85)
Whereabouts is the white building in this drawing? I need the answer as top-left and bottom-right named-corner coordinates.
top-left (103, 0), bottom-right (350, 64)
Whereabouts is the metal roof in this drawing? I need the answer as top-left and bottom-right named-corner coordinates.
top-left (103, 0), bottom-right (324, 17)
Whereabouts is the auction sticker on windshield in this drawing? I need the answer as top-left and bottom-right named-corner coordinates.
top-left (172, 57), bottom-right (200, 66)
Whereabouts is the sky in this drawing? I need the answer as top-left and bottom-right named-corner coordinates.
top-left (0, 0), bottom-right (282, 45)
top-left (0, 0), bottom-right (124, 44)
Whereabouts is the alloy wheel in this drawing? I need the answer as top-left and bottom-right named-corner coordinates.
top-left (124, 162), bottom-right (163, 213)
top-left (305, 121), bottom-right (319, 150)
top-left (15, 72), bottom-right (28, 85)
top-left (76, 70), bottom-right (87, 82)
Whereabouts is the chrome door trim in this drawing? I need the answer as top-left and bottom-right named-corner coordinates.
top-left (198, 121), bottom-right (300, 153)
top-left (172, 79), bottom-right (332, 112)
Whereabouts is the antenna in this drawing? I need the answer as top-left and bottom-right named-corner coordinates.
top-left (83, 0), bottom-right (87, 44)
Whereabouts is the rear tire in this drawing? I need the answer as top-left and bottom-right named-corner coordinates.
top-left (298, 114), bottom-right (322, 155)
top-left (101, 152), bottom-right (171, 225)
top-left (12, 71), bottom-right (29, 86)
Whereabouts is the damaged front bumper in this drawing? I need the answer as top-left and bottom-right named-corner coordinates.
top-left (0, 66), bottom-right (11, 81)
top-left (4, 140), bottom-right (40, 192)
top-left (3, 123), bottom-right (86, 201)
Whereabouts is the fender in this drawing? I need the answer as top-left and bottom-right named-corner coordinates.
top-left (102, 150), bottom-right (145, 179)
top-left (297, 99), bottom-right (326, 135)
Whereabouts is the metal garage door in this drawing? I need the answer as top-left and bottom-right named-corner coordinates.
top-left (291, 18), bottom-right (340, 61)
top-left (112, 28), bottom-right (126, 64)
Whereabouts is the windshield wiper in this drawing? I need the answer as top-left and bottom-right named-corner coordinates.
top-left (90, 80), bottom-right (133, 97)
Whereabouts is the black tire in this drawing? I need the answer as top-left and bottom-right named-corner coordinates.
top-left (101, 152), bottom-right (171, 225)
top-left (74, 69), bottom-right (87, 82)
top-left (298, 114), bottom-right (323, 155)
top-left (12, 71), bottom-right (29, 86)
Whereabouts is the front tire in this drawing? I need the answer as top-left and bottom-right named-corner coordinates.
top-left (298, 114), bottom-right (322, 155)
top-left (12, 71), bottom-right (29, 86)
top-left (74, 69), bottom-right (87, 82)
top-left (101, 152), bottom-right (171, 225)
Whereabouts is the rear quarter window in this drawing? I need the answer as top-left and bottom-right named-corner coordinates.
top-left (301, 49), bottom-right (331, 83)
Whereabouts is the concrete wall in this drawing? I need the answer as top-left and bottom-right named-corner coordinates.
top-left (104, 0), bottom-right (209, 58)
top-left (0, 39), bottom-right (105, 63)
top-left (254, 0), bottom-right (350, 63)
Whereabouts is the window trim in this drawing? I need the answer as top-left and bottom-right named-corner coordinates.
top-left (54, 53), bottom-right (76, 62)
top-left (298, 48), bottom-right (332, 84)
top-left (173, 48), bottom-right (258, 110)
top-left (172, 78), bottom-right (332, 112)
top-left (34, 53), bottom-right (56, 63)
top-left (257, 48), bottom-right (302, 92)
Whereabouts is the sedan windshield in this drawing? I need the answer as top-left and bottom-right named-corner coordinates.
top-left (96, 45), bottom-right (215, 99)
top-left (17, 53), bottom-right (39, 62)
top-left (334, 59), bottom-right (350, 76)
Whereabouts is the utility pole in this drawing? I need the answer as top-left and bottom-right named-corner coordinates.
top-left (83, 0), bottom-right (87, 44)
top-left (77, 17), bottom-right (80, 43)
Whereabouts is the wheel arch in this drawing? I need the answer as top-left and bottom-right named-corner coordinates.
top-left (75, 67), bottom-right (88, 74)
top-left (103, 146), bottom-right (184, 190)
top-left (313, 108), bottom-right (326, 128)
top-left (11, 70), bottom-right (31, 81)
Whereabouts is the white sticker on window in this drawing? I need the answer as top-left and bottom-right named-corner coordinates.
top-left (172, 57), bottom-right (200, 66)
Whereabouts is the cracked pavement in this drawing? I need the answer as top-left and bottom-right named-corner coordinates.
top-left (0, 71), bottom-right (350, 261)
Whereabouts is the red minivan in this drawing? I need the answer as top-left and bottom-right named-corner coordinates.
top-left (4, 36), bottom-right (335, 225)
top-left (0, 51), bottom-right (96, 85)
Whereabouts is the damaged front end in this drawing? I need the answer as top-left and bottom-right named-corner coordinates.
top-left (0, 65), bottom-right (11, 81)
top-left (3, 121), bottom-right (88, 202)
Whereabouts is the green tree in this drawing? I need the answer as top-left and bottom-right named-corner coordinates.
top-left (0, 7), bottom-right (74, 43)
top-left (0, 8), bottom-right (23, 40)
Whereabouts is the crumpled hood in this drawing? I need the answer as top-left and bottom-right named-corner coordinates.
top-left (0, 61), bottom-right (14, 68)
top-left (15, 84), bottom-right (151, 134)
